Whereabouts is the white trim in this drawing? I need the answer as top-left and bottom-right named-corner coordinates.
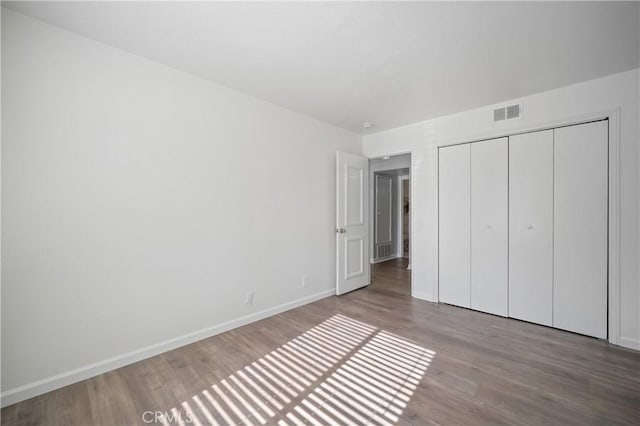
top-left (412, 291), bottom-right (432, 302)
top-left (368, 153), bottom-right (413, 273)
top-left (0, 289), bottom-right (334, 408)
top-left (435, 147), bottom-right (440, 304)
top-left (408, 154), bottom-right (415, 297)
top-left (370, 253), bottom-right (402, 264)
top-left (619, 336), bottom-right (640, 351)
top-left (369, 151), bottom-right (412, 160)
top-left (396, 177), bottom-right (403, 256)
top-left (398, 175), bottom-right (410, 258)
top-left (434, 108), bottom-right (623, 348)
top-left (607, 110), bottom-right (621, 346)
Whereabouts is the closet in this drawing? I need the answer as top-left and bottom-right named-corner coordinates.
top-left (438, 120), bottom-right (608, 339)
top-left (471, 138), bottom-right (508, 317)
top-left (439, 144), bottom-right (470, 308)
top-left (509, 130), bottom-right (554, 326)
top-left (553, 121), bottom-right (608, 338)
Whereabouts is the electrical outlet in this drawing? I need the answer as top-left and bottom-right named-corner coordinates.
top-left (302, 275), bottom-right (310, 288)
top-left (245, 291), bottom-right (254, 306)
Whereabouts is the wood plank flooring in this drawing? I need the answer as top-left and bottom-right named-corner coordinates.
top-left (2, 258), bottom-right (639, 425)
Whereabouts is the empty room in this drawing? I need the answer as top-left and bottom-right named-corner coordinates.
top-left (1, 1), bottom-right (639, 425)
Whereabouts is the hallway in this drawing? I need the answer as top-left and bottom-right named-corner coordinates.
top-left (370, 258), bottom-right (411, 297)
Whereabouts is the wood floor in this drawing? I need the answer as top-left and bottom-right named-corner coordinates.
top-left (2, 258), bottom-right (639, 425)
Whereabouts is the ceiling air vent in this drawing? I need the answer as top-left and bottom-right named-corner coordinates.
top-left (493, 103), bottom-right (522, 122)
top-left (506, 104), bottom-right (521, 119)
top-left (494, 107), bottom-right (506, 122)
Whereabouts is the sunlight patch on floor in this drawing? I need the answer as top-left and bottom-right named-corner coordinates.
top-left (158, 314), bottom-right (434, 426)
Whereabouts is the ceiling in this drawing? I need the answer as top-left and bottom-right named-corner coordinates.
top-left (4, 1), bottom-right (639, 134)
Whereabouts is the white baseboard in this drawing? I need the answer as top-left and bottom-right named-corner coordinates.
top-left (0, 289), bottom-right (334, 408)
top-left (618, 336), bottom-right (640, 351)
top-left (412, 291), bottom-right (434, 302)
top-left (407, 296), bottom-right (639, 352)
top-left (370, 254), bottom-right (402, 264)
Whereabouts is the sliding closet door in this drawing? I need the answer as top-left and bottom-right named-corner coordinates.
top-left (554, 121), bottom-right (608, 338)
top-left (509, 130), bottom-right (553, 326)
top-left (439, 144), bottom-right (470, 308)
top-left (471, 138), bottom-right (508, 316)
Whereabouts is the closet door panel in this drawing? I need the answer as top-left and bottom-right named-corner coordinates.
top-left (439, 144), bottom-right (471, 308)
top-left (554, 121), bottom-right (608, 339)
top-left (509, 130), bottom-right (554, 326)
top-left (471, 138), bottom-right (508, 316)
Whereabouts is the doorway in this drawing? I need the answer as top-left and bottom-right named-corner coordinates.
top-left (400, 175), bottom-right (411, 269)
top-left (369, 154), bottom-right (411, 295)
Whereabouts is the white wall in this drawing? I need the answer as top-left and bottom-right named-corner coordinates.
top-left (363, 69), bottom-right (640, 350)
top-left (1, 10), bottom-right (362, 404)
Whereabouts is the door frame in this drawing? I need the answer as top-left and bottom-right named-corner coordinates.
top-left (367, 152), bottom-right (413, 284)
top-left (398, 175), bottom-right (410, 266)
top-left (435, 108), bottom-right (622, 347)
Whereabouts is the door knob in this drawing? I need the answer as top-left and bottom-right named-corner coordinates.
top-left (336, 228), bottom-right (346, 234)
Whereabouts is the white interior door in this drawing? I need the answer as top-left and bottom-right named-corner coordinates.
top-left (438, 144), bottom-right (471, 308)
top-left (553, 121), bottom-right (608, 338)
top-left (471, 138), bottom-right (508, 316)
top-left (336, 151), bottom-right (370, 295)
top-left (509, 130), bottom-right (554, 326)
